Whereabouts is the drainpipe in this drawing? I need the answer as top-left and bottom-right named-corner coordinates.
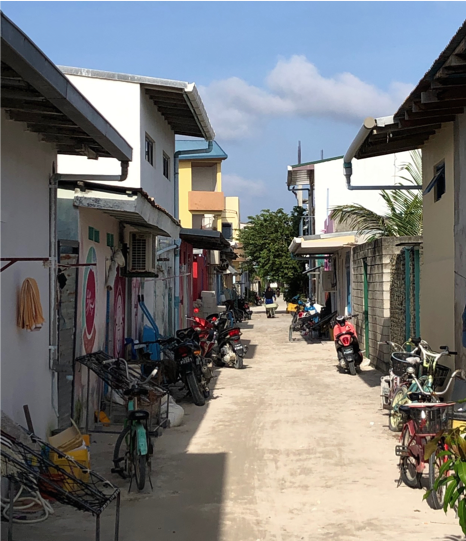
top-left (343, 118), bottom-right (422, 191)
top-left (48, 161), bottom-right (130, 420)
top-left (173, 141), bottom-right (213, 331)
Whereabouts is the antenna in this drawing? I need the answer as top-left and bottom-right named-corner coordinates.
top-left (321, 149), bottom-right (324, 160)
top-left (298, 141), bottom-right (301, 165)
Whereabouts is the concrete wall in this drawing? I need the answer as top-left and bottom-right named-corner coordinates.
top-left (421, 124), bottom-right (455, 352)
top-left (1, 110), bottom-right (57, 437)
top-left (454, 112), bottom-right (466, 369)
top-left (313, 152), bottom-right (412, 234)
top-left (58, 76), bottom-right (176, 216)
top-left (58, 75), bottom-right (141, 185)
top-left (352, 237), bottom-right (421, 371)
top-left (140, 89), bottom-right (176, 214)
top-left (179, 161), bottom-right (193, 228)
top-left (222, 196), bottom-right (241, 241)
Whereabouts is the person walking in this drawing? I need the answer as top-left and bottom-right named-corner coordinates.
top-left (264, 286), bottom-right (276, 318)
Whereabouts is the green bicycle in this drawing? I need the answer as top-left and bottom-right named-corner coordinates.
top-left (108, 358), bottom-right (159, 491)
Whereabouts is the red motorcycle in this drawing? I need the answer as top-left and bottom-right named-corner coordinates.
top-left (332, 315), bottom-right (363, 376)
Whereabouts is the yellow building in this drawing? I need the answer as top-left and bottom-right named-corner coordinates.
top-left (177, 140), bottom-right (228, 231)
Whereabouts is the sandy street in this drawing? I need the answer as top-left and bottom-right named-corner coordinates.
top-left (3, 298), bottom-right (462, 541)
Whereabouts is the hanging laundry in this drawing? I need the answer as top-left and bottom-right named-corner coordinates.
top-left (17, 278), bottom-right (45, 331)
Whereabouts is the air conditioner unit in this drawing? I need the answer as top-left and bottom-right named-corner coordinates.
top-left (321, 270), bottom-right (337, 292)
top-left (128, 232), bottom-right (156, 273)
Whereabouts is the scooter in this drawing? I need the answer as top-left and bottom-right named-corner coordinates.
top-left (332, 314), bottom-right (363, 376)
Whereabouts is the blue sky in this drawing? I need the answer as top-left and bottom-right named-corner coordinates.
top-left (3, 2), bottom-right (464, 218)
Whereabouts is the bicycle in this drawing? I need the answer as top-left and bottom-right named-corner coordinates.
top-left (389, 342), bottom-right (459, 432)
top-left (379, 340), bottom-right (416, 412)
top-left (395, 402), bottom-right (455, 501)
top-left (109, 358), bottom-right (159, 491)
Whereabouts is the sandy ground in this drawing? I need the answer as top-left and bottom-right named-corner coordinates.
top-left (2, 298), bottom-right (464, 541)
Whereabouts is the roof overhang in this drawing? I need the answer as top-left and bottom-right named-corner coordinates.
top-left (59, 66), bottom-right (215, 141)
top-left (1, 13), bottom-right (132, 161)
top-left (180, 228), bottom-right (230, 250)
top-left (59, 181), bottom-right (179, 238)
top-left (287, 165), bottom-right (313, 187)
top-left (289, 232), bottom-right (358, 256)
top-left (353, 21), bottom-right (466, 160)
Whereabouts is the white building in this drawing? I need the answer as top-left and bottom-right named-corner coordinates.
top-left (1, 13), bottom-right (132, 436)
top-left (287, 152), bottom-right (412, 315)
top-left (57, 67), bottom-right (215, 338)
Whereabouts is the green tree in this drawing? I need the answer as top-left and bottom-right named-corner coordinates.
top-left (238, 207), bottom-right (307, 298)
top-left (330, 150), bottom-right (422, 242)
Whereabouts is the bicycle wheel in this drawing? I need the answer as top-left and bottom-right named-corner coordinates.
top-left (113, 425), bottom-right (131, 479)
top-left (132, 432), bottom-right (146, 491)
top-left (427, 444), bottom-right (447, 510)
top-left (389, 385), bottom-right (409, 432)
top-left (399, 426), bottom-right (422, 489)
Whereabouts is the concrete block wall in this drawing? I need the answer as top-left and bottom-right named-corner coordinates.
top-left (352, 236), bottom-right (422, 372)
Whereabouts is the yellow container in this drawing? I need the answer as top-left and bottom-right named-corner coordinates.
top-left (49, 448), bottom-right (91, 488)
top-left (287, 303), bottom-right (298, 314)
top-left (453, 418), bottom-right (466, 430)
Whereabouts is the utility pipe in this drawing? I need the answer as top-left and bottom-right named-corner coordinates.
top-left (173, 141), bottom-right (213, 331)
top-left (343, 117), bottom-right (421, 191)
top-left (48, 161), bottom-right (130, 421)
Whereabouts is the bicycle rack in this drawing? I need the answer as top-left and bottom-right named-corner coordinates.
top-left (1, 430), bottom-right (120, 541)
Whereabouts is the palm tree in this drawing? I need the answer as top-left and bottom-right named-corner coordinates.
top-left (330, 150), bottom-right (422, 242)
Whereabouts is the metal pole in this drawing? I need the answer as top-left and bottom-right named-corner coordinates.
top-left (96, 514), bottom-right (101, 541)
top-left (114, 491), bottom-right (121, 541)
top-left (8, 480), bottom-right (14, 541)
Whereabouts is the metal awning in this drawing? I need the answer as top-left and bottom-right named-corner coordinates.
top-left (59, 67), bottom-right (215, 141)
top-left (59, 182), bottom-right (180, 238)
top-left (180, 228), bottom-right (230, 250)
top-left (353, 21), bottom-right (466, 160)
top-left (289, 232), bottom-right (358, 256)
top-left (1, 13), bottom-right (132, 161)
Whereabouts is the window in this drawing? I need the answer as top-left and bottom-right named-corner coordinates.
top-left (163, 152), bottom-right (170, 179)
top-left (424, 161), bottom-right (445, 202)
top-left (88, 226), bottom-right (100, 243)
top-left (222, 222), bottom-right (233, 240)
top-left (145, 135), bottom-right (154, 166)
top-left (434, 162), bottom-right (446, 202)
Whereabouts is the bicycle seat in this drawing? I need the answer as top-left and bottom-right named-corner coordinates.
top-left (124, 387), bottom-right (149, 397)
top-left (411, 337), bottom-right (422, 346)
top-left (128, 409), bottom-right (149, 421)
top-left (399, 405), bottom-right (412, 414)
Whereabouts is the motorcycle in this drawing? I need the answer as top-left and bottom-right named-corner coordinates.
top-left (252, 293), bottom-right (263, 306)
top-left (332, 315), bottom-right (363, 376)
top-left (190, 314), bottom-right (247, 369)
top-left (156, 334), bottom-right (211, 406)
top-left (237, 298), bottom-right (253, 320)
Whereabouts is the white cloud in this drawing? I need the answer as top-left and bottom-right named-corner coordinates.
top-left (200, 55), bottom-right (413, 141)
top-left (222, 174), bottom-right (267, 198)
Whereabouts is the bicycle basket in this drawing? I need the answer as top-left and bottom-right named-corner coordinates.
top-left (433, 363), bottom-right (450, 389)
top-left (409, 403), bottom-right (454, 435)
top-left (390, 352), bottom-right (421, 377)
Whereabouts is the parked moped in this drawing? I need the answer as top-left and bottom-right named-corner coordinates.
top-left (332, 315), bottom-right (363, 376)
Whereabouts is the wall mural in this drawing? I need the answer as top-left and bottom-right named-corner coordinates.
top-left (113, 268), bottom-right (126, 357)
top-left (82, 246), bottom-right (97, 353)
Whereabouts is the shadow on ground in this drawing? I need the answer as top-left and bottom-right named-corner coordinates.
top-left (1, 365), bottom-right (230, 541)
